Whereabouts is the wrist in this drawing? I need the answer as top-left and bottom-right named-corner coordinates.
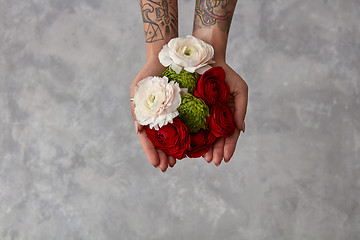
top-left (213, 58), bottom-right (226, 66)
top-left (192, 30), bottom-right (228, 63)
top-left (145, 37), bottom-right (175, 62)
top-left (146, 54), bottom-right (161, 65)
top-left (144, 57), bottom-right (166, 73)
top-left (145, 45), bottom-right (162, 61)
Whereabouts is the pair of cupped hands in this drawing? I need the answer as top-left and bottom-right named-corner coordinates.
top-left (130, 45), bottom-right (248, 172)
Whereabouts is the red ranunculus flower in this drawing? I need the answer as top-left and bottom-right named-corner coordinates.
top-left (187, 129), bottom-right (216, 158)
top-left (194, 67), bottom-right (230, 106)
top-left (145, 118), bottom-right (190, 159)
top-left (208, 103), bottom-right (236, 138)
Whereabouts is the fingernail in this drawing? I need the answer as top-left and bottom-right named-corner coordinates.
top-left (241, 121), bottom-right (246, 133)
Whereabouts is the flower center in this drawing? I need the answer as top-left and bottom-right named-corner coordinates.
top-left (147, 94), bottom-right (157, 107)
top-left (184, 48), bottom-right (191, 56)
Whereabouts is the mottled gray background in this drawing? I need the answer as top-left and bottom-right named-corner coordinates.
top-left (1, 0), bottom-right (359, 239)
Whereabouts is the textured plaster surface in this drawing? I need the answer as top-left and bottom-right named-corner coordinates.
top-left (0, 0), bottom-right (359, 239)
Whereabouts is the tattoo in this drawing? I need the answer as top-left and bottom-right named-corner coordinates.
top-left (195, 0), bottom-right (233, 33)
top-left (140, 0), bottom-right (178, 43)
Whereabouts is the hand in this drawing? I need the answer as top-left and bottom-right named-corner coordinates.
top-left (203, 60), bottom-right (248, 166)
top-left (129, 58), bottom-right (177, 172)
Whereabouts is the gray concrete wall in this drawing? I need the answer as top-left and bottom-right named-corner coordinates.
top-left (0, 0), bottom-right (359, 239)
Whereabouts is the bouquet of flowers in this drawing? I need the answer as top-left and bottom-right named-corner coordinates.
top-left (133, 36), bottom-right (235, 159)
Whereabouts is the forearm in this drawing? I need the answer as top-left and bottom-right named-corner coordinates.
top-left (140, 0), bottom-right (178, 62)
top-left (192, 0), bottom-right (237, 62)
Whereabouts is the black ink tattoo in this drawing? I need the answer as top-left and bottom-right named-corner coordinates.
top-left (140, 0), bottom-right (178, 43)
top-left (195, 0), bottom-right (233, 33)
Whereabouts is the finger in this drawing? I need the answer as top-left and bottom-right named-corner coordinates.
top-left (224, 128), bottom-right (240, 163)
top-left (203, 144), bottom-right (213, 163)
top-left (212, 137), bottom-right (225, 166)
top-left (233, 81), bottom-right (248, 132)
top-left (138, 129), bottom-right (160, 168)
top-left (157, 149), bottom-right (169, 172)
top-left (168, 156), bottom-right (176, 168)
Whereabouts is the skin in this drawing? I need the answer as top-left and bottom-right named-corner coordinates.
top-left (193, 0), bottom-right (248, 166)
top-left (130, 0), bottom-right (248, 171)
top-left (130, 0), bottom-right (179, 172)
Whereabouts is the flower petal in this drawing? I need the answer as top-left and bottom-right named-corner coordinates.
top-left (170, 63), bottom-right (183, 74)
top-left (133, 76), bottom-right (181, 129)
top-left (158, 36), bottom-right (215, 73)
top-left (158, 46), bottom-right (172, 67)
top-left (195, 65), bottom-right (212, 74)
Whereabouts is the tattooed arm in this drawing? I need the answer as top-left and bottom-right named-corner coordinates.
top-left (130, 0), bottom-right (179, 172)
top-left (193, 0), bottom-right (236, 61)
top-left (141, 0), bottom-right (178, 60)
top-left (193, 0), bottom-right (248, 166)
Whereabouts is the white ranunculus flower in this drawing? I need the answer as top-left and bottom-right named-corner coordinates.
top-left (134, 76), bottom-right (181, 130)
top-left (158, 35), bottom-right (215, 74)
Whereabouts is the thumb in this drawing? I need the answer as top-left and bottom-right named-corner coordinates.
top-left (135, 121), bottom-right (144, 134)
top-left (130, 97), bottom-right (144, 133)
top-left (130, 84), bottom-right (144, 134)
top-left (130, 100), bottom-right (137, 121)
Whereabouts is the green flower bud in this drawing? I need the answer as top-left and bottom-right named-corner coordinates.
top-left (178, 93), bottom-right (209, 133)
top-left (162, 67), bottom-right (199, 94)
